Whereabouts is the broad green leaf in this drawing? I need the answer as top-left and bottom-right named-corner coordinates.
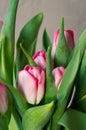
top-left (0, 76), bottom-right (28, 117)
top-left (44, 47), bottom-right (57, 103)
top-left (69, 29), bottom-right (86, 61)
top-left (9, 109), bottom-right (23, 130)
top-left (22, 101), bottom-right (54, 130)
top-left (42, 29), bottom-right (52, 51)
top-left (73, 51), bottom-right (86, 101)
top-left (0, 115), bottom-right (8, 130)
top-left (59, 109), bottom-right (86, 130)
top-left (0, 0), bottom-right (19, 84)
top-left (71, 52), bottom-right (86, 112)
top-left (52, 50), bottom-right (81, 130)
top-left (51, 28), bottom-right (86, 130)
top-left (55, 17), bottom-right (70, 67)
top-left (70, 30), bottom-right (86, 111)
top-left (72, 95), bottom-right (86, 113)
top-left (70, 29), bottom-right (86, 80)
top-left (16, 13), bottom-right (43, 70)
top-left (43, 120), bottom-right (52, 130)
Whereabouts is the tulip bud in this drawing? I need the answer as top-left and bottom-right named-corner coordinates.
top-left (18, 65), bottom-right (45, 104)
top-left (0, 83), bottom-right (8, 114)
top-left (52, 67), bottom-right (65, 90)
top-left (52, 29), bottom-right (74, 59)
top-left (0, 21), bottom-right (3, 32)
top-left (32, 50), bottom-right (46, 70)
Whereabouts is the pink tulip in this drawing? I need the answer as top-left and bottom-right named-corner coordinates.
top-left (32, 50), bottom-right (46, 70)
top-left (18, 65), bottom-right (45, 104)
top-left (0, 83), bottom-right (8, 114)
top-left (52, 29), bottom-right (75, 59)
top-left (52, 67), bottom-right (65, 90)
top-left (0, 21), bottom-right (3, 32)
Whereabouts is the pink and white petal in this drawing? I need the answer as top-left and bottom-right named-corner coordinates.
top-left (0, 83), bottom-right (8, 113)
top-left (52, 30), bottom-right (60, 59)
top-left (34, 56), bottom-right (46, 70)
top-left (36, 84), bottom-right (45, 104)
top-left (18, 70), bottom-right (37, 104)
top-left (52, 67), bottom-right (65, 90)
top-left (53, 30), bottom-right (60, 44)
top-left (28, 66), bottom-right (41, 80)
top-left (32, 50), bottom-right (46, 70)
top-left (36, 70), bottom-right (45, 104)
top-left (64, 30), bottom-right (75, 51)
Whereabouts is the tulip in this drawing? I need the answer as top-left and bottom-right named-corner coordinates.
top-left (32, 50), bottom-right (46, 70)
top-left (52, 29), bottom-right (75, 59)
top-left (52, 67), bottom-right (65, 90)
top-left (0, 83), bottom-right (8, 114)
top-left (18, 65), bottom-right (45, 104)
top-left (0, 21), bottom-right (3, 32)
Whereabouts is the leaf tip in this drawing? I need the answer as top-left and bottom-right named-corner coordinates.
top-left (38, 12), bottom-right (44, 21)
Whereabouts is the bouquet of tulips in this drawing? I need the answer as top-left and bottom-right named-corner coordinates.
top-left (1, 0), bottom-right (86, 130)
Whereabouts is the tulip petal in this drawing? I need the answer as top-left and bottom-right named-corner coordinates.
top-left (19, 65), bottom-right (45, 105)
top-left (51, 30), bottom-right (59, 59)
top-left (64, 30), bottom-right (75, 51)
top-left (52, 67), bottom-right (65, 90)
top-left (25, 66), bottom-right (45, 104)
top-left (18, 70), bottom-right (37, 104)
top-left (0, 83), bottom-right (8, 113)
top-left (32, 50), bottom-right (46, 70)
top-left (37, 70), bottom-right (45, 104)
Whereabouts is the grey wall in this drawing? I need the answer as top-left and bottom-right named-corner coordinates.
top-left (0, 0), bottom-right (86, 50)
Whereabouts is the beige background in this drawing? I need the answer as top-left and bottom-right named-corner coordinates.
top-left (0, 0), bottom-right (86, 50)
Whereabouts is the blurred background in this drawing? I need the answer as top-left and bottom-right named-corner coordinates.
top-left (0, 0), bottom-right (86, 50)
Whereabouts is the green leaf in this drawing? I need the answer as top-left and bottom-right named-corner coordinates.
top-left (42, 29), bottom-right (52, 51)
top-left (70, 30), bottom-right (86, 111)
top-left (55, 17), bottom-right (70, 67)
top-left (44, 47), bottom-right (57, 103)
top-left (51, 28), bottom-right (86, 130)
top-left (16, 13), bottom-right (43, 70)
top-left (72, 95), bottom-right (86, 113)
top-left (71, 52), bottom-right (86, 112)
top-left (59, 109), bottom-right (86, 130)
top-left (22, 101), bottom-right (55, 130)
top-left (13, 60), bottom-right (18, 88)
top-left (20, 43), bottom-right (37, 66)
top-left (0, 76), bottom-right (28, 117)
top-left (73, 51), bottom-right (86, 101)
top-left (0, 115), bottom-right (8, 130)
top-left (0, 0), bottom-right (19, 84)
top-left (52, 49), bottom-right (81, 130)
top-left (43, 120), bottom-right (52, 130)
top-left (9, 109), bottom-right (23, 130)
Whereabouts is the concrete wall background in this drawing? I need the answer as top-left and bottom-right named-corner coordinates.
top-left (0, 0), bottom-right (86, 50)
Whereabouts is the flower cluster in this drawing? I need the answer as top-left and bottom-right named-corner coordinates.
top-left (18, 28), bottom-right (74, 105)
top-left (0, 0), bottom-right (86, 130)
